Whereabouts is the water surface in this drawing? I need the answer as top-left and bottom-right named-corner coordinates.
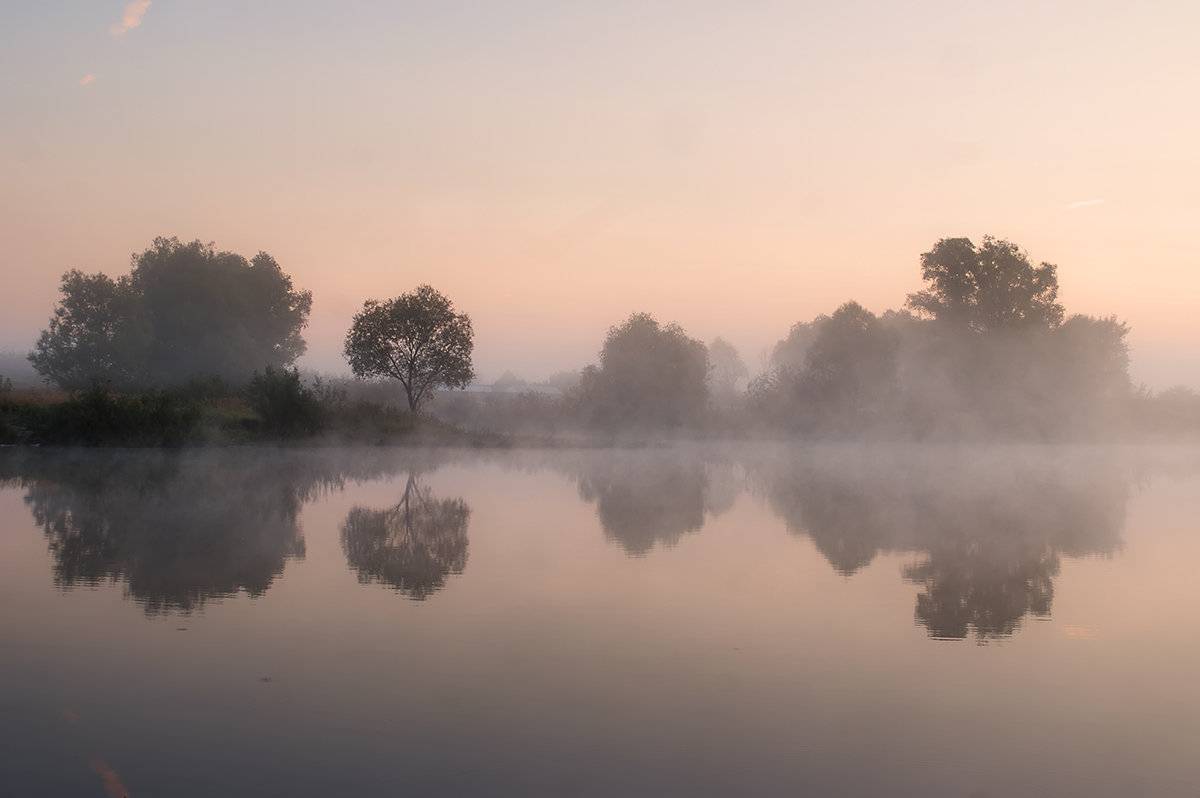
top-left (1, 444), bottom-right (1198, 796)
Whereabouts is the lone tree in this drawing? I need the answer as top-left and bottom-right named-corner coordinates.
top-left (344, 285), bottom-right (475, 412)
top-left (29, 237), bottom-right (312, 388)
top-left (906, 236), bottom-right (1064, 333)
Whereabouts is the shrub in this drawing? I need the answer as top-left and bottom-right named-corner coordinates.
top-left (28, 382), bottom-right (203, 446)
top-left (246, 367), bottom-right (326, 437)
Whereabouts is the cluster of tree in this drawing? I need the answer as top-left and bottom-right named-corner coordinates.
top-left (25, 238), bottom-right (477, 412)
top-left (22, 238), bottom-right (479, 442)
top-left (22, 232), bottom-right (1196, 442)
top-left (30, 237), bottom-right (312, 389)
top-left (540, 235), bottom-right (1139, 439)
top-left (748, 301), bottom-right (900, 435)
top-left (747, 236), bottom-right (1133, 438)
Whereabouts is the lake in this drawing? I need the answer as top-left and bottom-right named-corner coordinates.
top-left (2, 444), bottom-right (1199, 797)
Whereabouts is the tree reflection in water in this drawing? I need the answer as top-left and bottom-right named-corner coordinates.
top-left (575, 451), bottom-right (737, 556)
top-left (753, 448), bottom-right (1127, 642)
top-left (341, 473), bottom-right (470, 599)
top-left (761, 467), bottom-right (905, 575)
top-left (6, 449), bottom-right (329, 614)
top-left (901, 469), bottom-right (1125, 640)
top-left (904, 543), bottom-right (1058, 640)
top-left (0, 445), bottom-right (1140, 641)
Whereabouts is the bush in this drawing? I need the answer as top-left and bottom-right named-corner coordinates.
top-left (26, 382), bottom-right (203, 446)
top-left (0, 376), bottom-right (15, 443)
top-left (246, 367), bottom-right (327, 437)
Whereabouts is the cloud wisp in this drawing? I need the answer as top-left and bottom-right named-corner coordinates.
top-left (90, 759), bottom-right (131, 798)
top-left (111, 1), bottom-right (151, 35)
top-left (79, 74), bottom-right (96, 86)
top-left (1061, 199), bottom-right (1107, 210)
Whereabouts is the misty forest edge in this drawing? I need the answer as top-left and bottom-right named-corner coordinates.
top-left (2, 234), bottom-right (1196, 446)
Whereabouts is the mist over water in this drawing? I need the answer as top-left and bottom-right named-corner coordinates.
top-left (3, 444), bottom-right (1199, 796)
top-left (6, 6), bottom-right (1200, 794)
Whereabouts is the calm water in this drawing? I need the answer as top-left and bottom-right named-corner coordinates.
top-left (1, 444), bottom-right (1199, 797)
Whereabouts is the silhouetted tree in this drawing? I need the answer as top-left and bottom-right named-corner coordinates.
top-left (894, 237), bottom-right (1141, 437)
top-left (28, 271), bottom-right (148, 389)
top-left (340, 474), bottom-right (470, 599)
top-left (799, 301), bottom-right (898, 430)
top-left (771, 319), bottom-right (822, 371)
top-left (906, 236), bottom-right (1064, 333)
top-left (577, 313), bottom-right (708, 427)
top-left (344, 285), bottom-right (475, 412)
top-left (1055, 315), bottom-right (1129, 392)
top-left (707, 337), bottom-right (748, 407)
top-left (29, 238), bottom-right (312, 388)
top-left (1042, 314), bottom-right (1132, 434)
top-left (749, 304), bottom-right (898, 433)
top-left (134, 239), bottom-right (312, 383)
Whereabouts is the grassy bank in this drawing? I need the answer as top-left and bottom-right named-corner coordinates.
top-left (0, 374), bottom-right (498, 448)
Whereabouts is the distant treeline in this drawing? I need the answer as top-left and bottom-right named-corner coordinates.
top-left (3, 234), bottom-right (1199, 445)
top-left (441, 236), bottom-right (1197, 441)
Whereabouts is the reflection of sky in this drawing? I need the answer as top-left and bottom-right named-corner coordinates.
top-left (1, 449), bottom-right (1199, 795)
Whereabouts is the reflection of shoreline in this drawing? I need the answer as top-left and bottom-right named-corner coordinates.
top-left (464, 444), bottom-right (1153, 642)
top-left (0, 448), bottom-right (457, 614)
top-left (341, 472), bottom-right (471, 600)
top-left (1, 444), bottom-right (1183, 639)
top-left (17, 451), bottom-right (313, 613)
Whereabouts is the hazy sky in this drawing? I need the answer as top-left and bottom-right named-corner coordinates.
top-left (2, 1), bottom-right (1198, 387)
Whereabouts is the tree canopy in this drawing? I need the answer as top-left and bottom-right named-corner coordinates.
top-left (28, 270), bottom-right (148, 390)
top-left (801, 301), bottom-right (898, 421)
top-left (707, 337), bottom-right (748, 406)
top-left (343, 285), bottom-right (475, 412)
top-left (29, 237), bottom-right (312, 389)
top-left (771, 318), bottom-right (822, 372)
top-left (906, 236), bottom-right (1064, 332)
top-left (577, 312), bottom-right (708, 427)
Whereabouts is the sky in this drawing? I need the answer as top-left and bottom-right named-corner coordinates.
top-left (2, 0), bottom-right (1198, 387)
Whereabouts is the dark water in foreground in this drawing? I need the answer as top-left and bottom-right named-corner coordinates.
top-left (1, 444), bottom-right (1198, 797)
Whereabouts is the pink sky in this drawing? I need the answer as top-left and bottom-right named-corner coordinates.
top-left (2, 1), bottom-right (1197, 386)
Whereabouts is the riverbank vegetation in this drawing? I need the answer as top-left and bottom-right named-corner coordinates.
top-left (0, 369), bottom-right (492, 447)
top-left (5, 234), bottom-right (1200, 447)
